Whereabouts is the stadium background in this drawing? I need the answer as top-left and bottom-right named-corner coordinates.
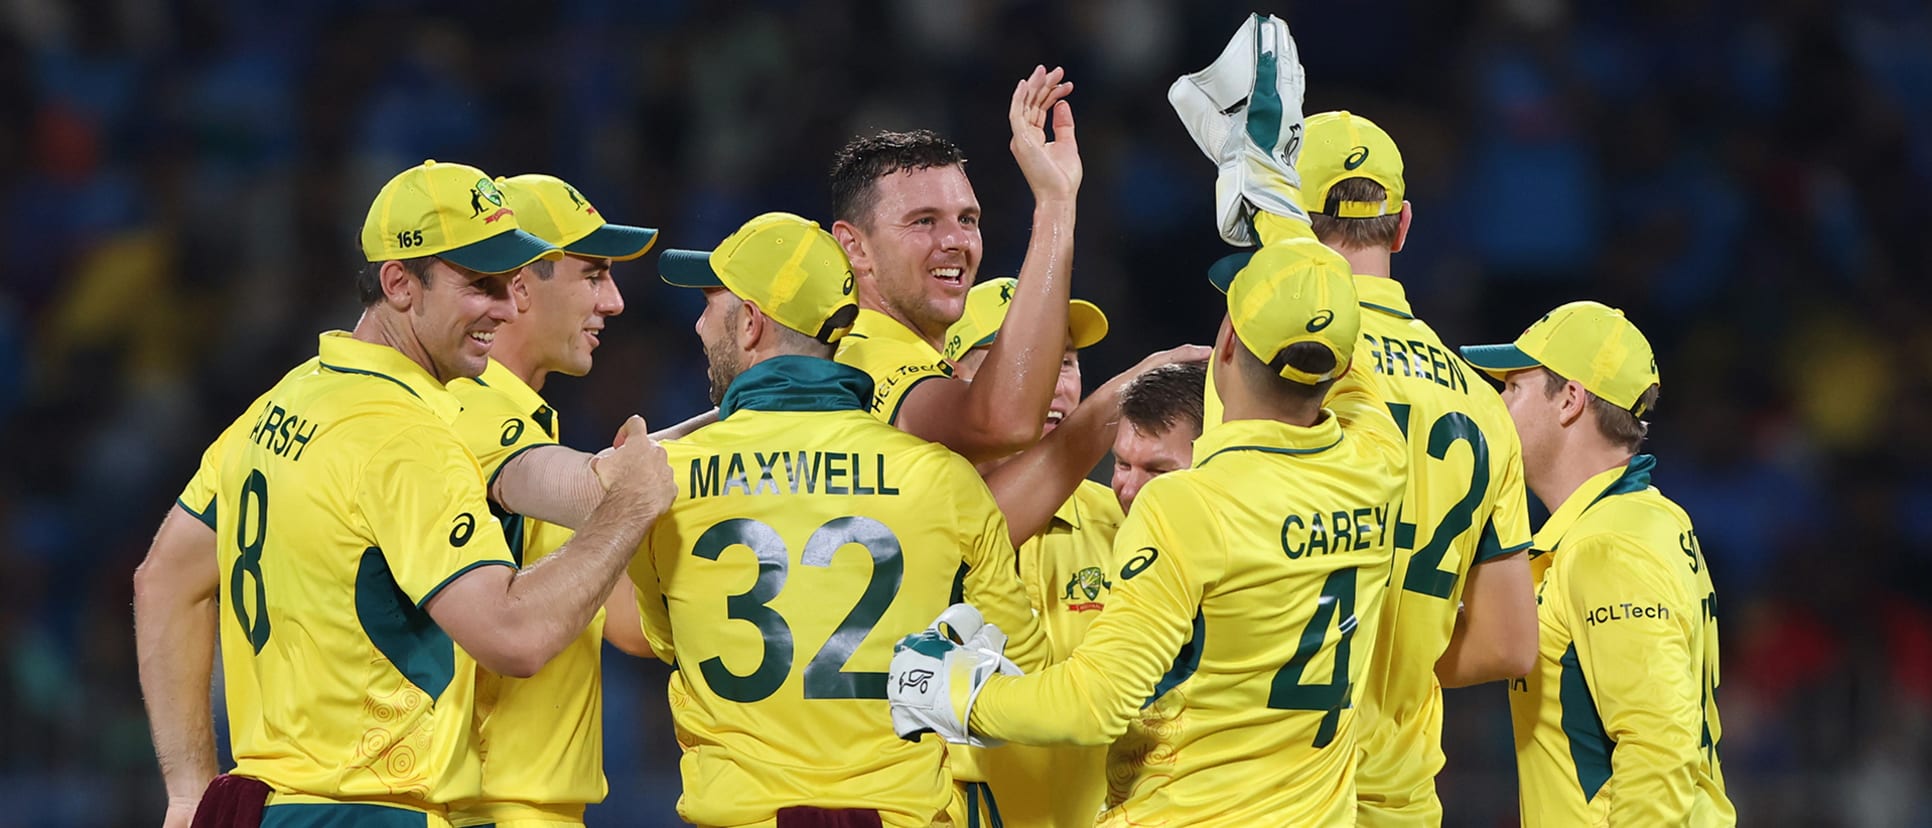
top-left (3, 0), bottom-right (1929, 824)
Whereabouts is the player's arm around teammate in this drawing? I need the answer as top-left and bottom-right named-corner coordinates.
top-left (831, 67), bottom-right (1082, 463)
top-left (943, 279), bottom-right (1205, 546)
top-left (977, 344), bottom-right (1206, 548)
top-left (425, 416), bottom-right (671, 677)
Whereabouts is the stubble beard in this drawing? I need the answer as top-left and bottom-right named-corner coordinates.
top-left (704, 334), bottom-right (742, 407)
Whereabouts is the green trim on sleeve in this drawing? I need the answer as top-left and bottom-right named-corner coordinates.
top-left (1474, 516), bottom-right (1532, 564)
top-left (177, 495), bottom-right (218, 530)
top-left (416, 558), bottom-right (518, 609)
top-left (885, 374), bottom-right (941, 426)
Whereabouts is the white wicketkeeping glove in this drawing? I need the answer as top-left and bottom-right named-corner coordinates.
top-left (1168, 12), bottom-right (1309, 246)
top-left (887, 604), bottom-right (1021, 747)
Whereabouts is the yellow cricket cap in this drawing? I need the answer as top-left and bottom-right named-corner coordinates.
top-left (1461, 301), bottom-right (1660, 415)
top-left (495, 174), bottom-right (658, 261)
top-left (360, 160), bottom-right (561, 273)
top-left (1207, 237), bottom-right (1359, 384)
top-left (659, 212), bottom-right (860, 343)
top-left (940, 277), bottom-right (1109, 362)
top-left (1293, 111), bottom-right (1405, 219)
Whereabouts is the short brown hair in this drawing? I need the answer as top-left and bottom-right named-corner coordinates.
top-left (1122, 361), bottom-right (1208, 438)
top-left (1309, 177), bottom-right (1402, 251)
top-left (356, 254), bottom-right (434, 306)
top-left (1543, 368), bottom-right (1657, 452)
top-left (830, 130), bottom-right (968, 228)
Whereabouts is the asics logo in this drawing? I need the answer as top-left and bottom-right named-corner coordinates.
top-left (1345, 146), bottom-right (1370, 169)
top-left (1307, 310), bottom-right (1335, 332)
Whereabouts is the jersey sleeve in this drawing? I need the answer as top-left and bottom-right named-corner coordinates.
top-left (630, 525), bottom-right (677, 666)
top-left (448, 382), bottom-right (560, 488)
top-left (954, 472), bottom-right (1050, 673)
top-left (1560, 534), bottom-right (1702, 824)
top-left (1476, 427), bottom-right (1534, 564)
top-left (176, 430), bottom-right (231, 530)
top-left (355, 424), bottom-right (517, 607)
top-left (836, 335), bottom-right (949, 425)
top-left (968, 474), bottom-right (1223, 747)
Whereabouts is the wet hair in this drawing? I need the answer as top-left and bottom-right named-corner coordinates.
top-left (1122, 361), bottom-right (1208, 438)
top-left (830, 130), bottom-right (968, 229)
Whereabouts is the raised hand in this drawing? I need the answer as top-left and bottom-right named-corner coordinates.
top-left (1009, 65), bottom-right (1082, 203)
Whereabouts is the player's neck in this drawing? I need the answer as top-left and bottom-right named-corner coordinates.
top-left (859, 292), bottom-right (946, 352)
top-left (352, 308), bottom-right (444, 382)
top-left (1534, 441), bottom-right (1637, 514)
top-left (1219, 393), bottom-right (1323, 428)
top-left (1336, 244), bottom-right (1392, 279)
top-left (489, 327), bottom-right (548, 391)
top-left (495, 350), bottom-right (548, 392)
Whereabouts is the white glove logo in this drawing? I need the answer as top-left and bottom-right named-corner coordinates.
top-left (896, 668), bottom-right (933, 695)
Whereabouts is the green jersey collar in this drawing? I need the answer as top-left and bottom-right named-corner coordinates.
top-left (1353, 275), bottom-right (1414, 320)
top-left (1533, 454), bottom-right (1657, 552)
top-left (316, 331), bottom-right (464, 423)
top-left (718, 356), bottom-right (876, 419)
top-left (1191, 414), bottom-right (1346, 468)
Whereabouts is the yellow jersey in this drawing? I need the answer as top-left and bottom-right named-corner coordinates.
top-left (953, 480), bottom-right (1123, 828)
top-left (446, 359), bottom-right (607, 825)
top-left (834, 308), bottom-right (952, 424)
top-left (1510, 455), bottom-right (1734, 826)
top-left (176, 332), bottom-right (514, 809)
top-left (629, 356), bottom-right (1048, 828)
top-left (969, 364), bottom-right (1407, 827)
top-left (1349, 276), bottom-right (1533, 824)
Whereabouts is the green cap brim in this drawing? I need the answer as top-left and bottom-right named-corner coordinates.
top-left (440, 229), bottom-right (560, 274)
top-left (659, 248), bottom-right (724, 288)
top-left (1207, 251), bottom-right (1255, 294)
top-left (569, 224), bottom-right (659, 262)
top-left (1459, 344), bottom-right (1542, 379)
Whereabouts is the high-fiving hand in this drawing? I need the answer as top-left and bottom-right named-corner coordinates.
top-left (1009, 65), bottom-right (1082, 203)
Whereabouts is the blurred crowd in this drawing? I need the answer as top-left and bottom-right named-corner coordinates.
top-left (3, 0), bottom-right (1930, 824)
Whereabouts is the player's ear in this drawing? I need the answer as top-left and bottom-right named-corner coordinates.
top-left (510, 269), bottom-right (533, 314)
top-left (1557, 379), bottom-right (1589, 428)
top-left (1392, 201), bottom-right (1413, 253)
top-left (379, 260), bottom-right (423, 311)
top-left (1212, 315), bottom-right (1238, 367)
top-left (832, 220), bottom-right (872, 276)
top-left (737, 299), bottom-right (767, 351)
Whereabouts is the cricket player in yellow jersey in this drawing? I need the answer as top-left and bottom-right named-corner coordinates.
top-left (938, 278), bottom-right (1118, 827)
top-left (635, 212), bottom-right (1049, 828)
top-left (1289, 110), bottom-right (1538, 826)
top-left (1463, 303), bottom-right (1735, 826)
top-left (829, 68), bottom-right (1088, 474)
top-left (133, 160), bottom-right (675, 827)
top-left (444, 173), bottom-right (660, 827)
top-left (890, 238), bottom-right (1410, 828)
